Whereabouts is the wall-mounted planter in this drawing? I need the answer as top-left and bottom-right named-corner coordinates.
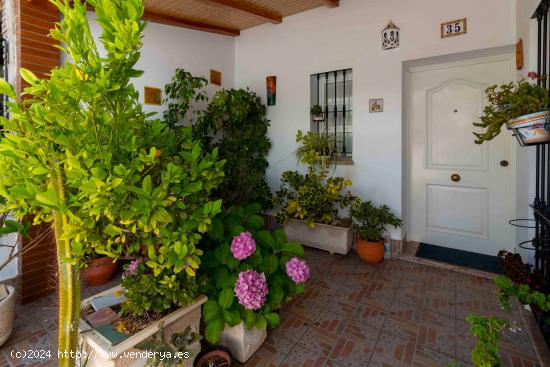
top-left (218, 322), bottom-right (266, 363)
top-left (507, 110), bottom-right (550, 146)
top-left (283, 219), bottom-right (353, 255)
top-left (79, 285), bottom-right (206, 367)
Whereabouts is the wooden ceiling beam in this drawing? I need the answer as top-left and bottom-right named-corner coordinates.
top-left (322, 0), bottom-right (339, 8)
top-left (143, 11), bottom-right (241, 37)
top-left (200, 0), bottom-right (282, 24)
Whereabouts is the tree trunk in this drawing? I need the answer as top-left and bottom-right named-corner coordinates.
top-left (51, 168), bottom-right (80, 367)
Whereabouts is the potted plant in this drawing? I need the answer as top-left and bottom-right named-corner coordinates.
top-left (310, 104), bottom-right (324, 122)
top-left (194, 345), bottom-right (232, 367)
top-left (80, 254), bottom-right (119, 286)
top-left (273, 131), bottom-right (358, 254)
top-left (349, 200), bottom-right (402, 264)
top-left (473, 72), bottom-right (550, 146)
top-left (0, 207), bottom-right (43, 346)
top-left (199, 204), bottom-right (309, 363)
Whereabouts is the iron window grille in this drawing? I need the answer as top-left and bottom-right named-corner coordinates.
top-left (310, 68), bottom-right (353, 159)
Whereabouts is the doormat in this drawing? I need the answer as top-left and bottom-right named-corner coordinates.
top-left (415, 243), bottom-right (501, 274)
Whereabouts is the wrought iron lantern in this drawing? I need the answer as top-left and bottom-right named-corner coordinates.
top-left (381, 20), bottom-right (400, 50)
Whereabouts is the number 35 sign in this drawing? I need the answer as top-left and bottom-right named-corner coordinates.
top-left (441, 18), bottom-right (467, 38)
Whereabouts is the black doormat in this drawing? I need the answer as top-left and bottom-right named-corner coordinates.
top-left (415, 242), bottom-right (501, 274)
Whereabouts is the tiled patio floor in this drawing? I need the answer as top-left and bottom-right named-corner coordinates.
top-left (0, 248), bottom-right (544, 366)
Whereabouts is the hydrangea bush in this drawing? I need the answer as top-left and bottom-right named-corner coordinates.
top-left (199, 204), bottom-right (309, 343)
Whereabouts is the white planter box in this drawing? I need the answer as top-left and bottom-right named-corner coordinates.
top-left (79, 285), bottom-right (206, 367)
top-left (0, 285), bottom-right (15, 346)
top-left (284, 219), bottom-right (353, 255)
top-left (218, 322), bottom-right (266, 363)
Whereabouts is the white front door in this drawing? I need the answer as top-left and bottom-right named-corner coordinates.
top-left (406, 55), bottom-right (515, 256)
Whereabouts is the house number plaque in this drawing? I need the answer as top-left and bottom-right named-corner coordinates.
top-left (441, 18), bottom-right (467, 38)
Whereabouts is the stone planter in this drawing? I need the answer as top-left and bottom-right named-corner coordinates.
top-left (284, 219), bottom-right (353, 255)
top-left (506, 110), bottom-right (550, 146)
top-left (79, 285), bottom-right (206, 367)
top-left (0, 285), bottom-right (15, 346)
top-left (218, 322), bottom-right (266, 363)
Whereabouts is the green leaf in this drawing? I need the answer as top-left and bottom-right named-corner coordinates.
top-left (208, 218), bottom-right (224, 240)
top-left (247, 215), bottom-right (264, 229)
top-left (256, 230), bottom-right (276, 248)
top-left (264, 313), bottom-right (280, 328)
top-left (203, 300), bottom-right (222, 322)
top-left (35, 187), bottom-right (59, 208)
top-left (267, 286), bottom-right (284, 306)
top-left (218, 288), bottom-right (234, 309)
top-left (262, 254), bottom-right (278, 275)
top-left (245, 203), bottom-right (262, 216)
top-left (20, 68), bottom-right (38, 85)
top-left (222, 309), bottom-right (241, 326)
top-left (0, 78), bottom-right (15, 99)
top-left (243, 310), bottom-right (256, 329)
top-left (142, 175), bottom-right (152, 196)
top-left (254, 314), bottom-right (267, 330)
top-left (205, 318), bottom-right (224, 343)
top-left (280, 241), bottom-right (305, 257)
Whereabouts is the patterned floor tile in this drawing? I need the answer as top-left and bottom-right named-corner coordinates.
top-left (381, 314), bottom-right (419, 342)
top-left (280, 343), bottom-right (329, 367)
top-left (297, 323), bottom-right (339, 357)
top-left (370, 329), bottom-right (415, 366)
top-left (312, 301), bottom-right (356, 336)
top-left (416, 310), bottom-right (455, 357)
top-left (363, 280), bottom-right (397, 304)
top-left (328, 335), bottom-right (376, 367)
top-left (388, 300), bottom-right (422, 324)
top-left (424, 287), bottom-right (455, 318)
top-left (352, 299), bottom-right (388, 329)
top-left (413, 345), bottom-right (458, 367)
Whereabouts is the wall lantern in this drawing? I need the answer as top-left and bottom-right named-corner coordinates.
top-left (381, 20), bottom-right (400, 50)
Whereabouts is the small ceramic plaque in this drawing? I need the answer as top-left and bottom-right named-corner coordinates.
top-left (210, 69), bottom-right (222, 86)
top-left (144, 86), bottom-right (162, 105)
top-left (369, 98), bottom-right (384, 113)
top-left (441, 18), bottom-right (467, 38)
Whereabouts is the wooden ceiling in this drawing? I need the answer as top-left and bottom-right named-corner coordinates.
top-left (142, 0), bottom-right (340, 36)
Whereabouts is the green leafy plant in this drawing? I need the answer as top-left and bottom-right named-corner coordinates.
top-left (163, 68), bottom-right (208, 129)
top-left (121, 260), bottom-right (207, 316)
top-left (473, 73), bottom-right (549, 144)
top-left (193, 89), bottom-right (272, 208)
top-left (137, 323), bottom-right (201, 367)
top-left (349, 200), bottom-right (402, 242)
top-left (467, 275), bottom-right (550, 367)
top-left (199, 204), bottom-right (308, 343)
top-left (273, 130), bottom-right (357, 227)
top-left (0, 0), bottom-right (223, 364)
top-left (466, 315), bottom-right (508, 367)
top-left (310, 105), bottom-right (323, 116)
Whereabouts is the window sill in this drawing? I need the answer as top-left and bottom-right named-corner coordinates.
top-left (329, 157), bottom-right (354, 166)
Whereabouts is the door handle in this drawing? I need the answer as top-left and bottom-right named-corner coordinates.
top-left (500, 160), bottom-right (509, 167)
top-left (451, 173), bottom-right (461, 182)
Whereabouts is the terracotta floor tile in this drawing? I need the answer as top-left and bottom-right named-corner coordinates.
top-left (381, 315), bottom-right (419, 342)
top-left (413, 345), bottom-right (458, 367)
top-left (416, 310), bottom-right (456, 357)
top-left (370, 329), bottom-right (415, 366)
top-left (281, 343), bottom-right (329, 367)
top-left (328, 335), bottom-right (376, 367)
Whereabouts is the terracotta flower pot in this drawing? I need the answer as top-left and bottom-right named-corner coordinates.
top-left (194, 345), bottom-right (232, 367)
top-left (81, 256), bottom-right (118, 286)
top-left (356, 237), bottom-right (385, 264)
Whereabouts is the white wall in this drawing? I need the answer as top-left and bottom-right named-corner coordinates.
top-left (235, 0), bottom-right (516, 239)
top-left (86, 12), bottom-right (235, 119)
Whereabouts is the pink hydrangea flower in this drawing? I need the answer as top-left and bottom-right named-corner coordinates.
top-left (234, 270), bottom-right (268, 310)
top-left (230, 231), bottom-right (256, 260)
top-left (286, 258), bottom-right (310, 284)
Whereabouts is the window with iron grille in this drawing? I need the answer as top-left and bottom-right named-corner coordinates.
top-left (310, 68), bottom-right (353, 160)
